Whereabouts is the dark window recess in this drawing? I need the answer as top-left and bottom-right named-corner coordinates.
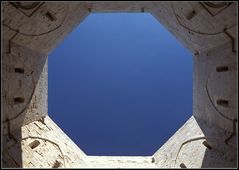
top-left (217, 99), bottom-right (229, 107)
top-left (186, 10), bottom-right (197, 20)
top-left (180, 163), bottom-right (187, 168)
top-left (45, 12), bottom-right (56, 21)
top-left (14, 97), bottom-right (25, 104)
top-left (52, 160), bottom-right (61, 168)
top-left (29, 140), bottom-right (40, 149)
top-left (216, 66), bottom-right (229, 72)
top-left (15, 68), bottom-right (24, 73)
top-left (151, 157), bottom-right (155, 163)
top-left (202, 140), bottom-right (212, 150)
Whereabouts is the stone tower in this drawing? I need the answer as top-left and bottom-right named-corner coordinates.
top-left (2, 1), bottom-right (237, 168)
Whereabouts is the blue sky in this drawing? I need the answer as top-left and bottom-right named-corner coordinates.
top-left (48, 13), bottom-right (192, 156)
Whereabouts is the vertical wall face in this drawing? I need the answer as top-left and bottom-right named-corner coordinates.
top-left (1, 1), bottom-right (238, 168)
top-left (193, 42), bottom-right (237, 133)
top-left (2, 2), bottom-right (90, 55)
top-left (2, 2), bottom-right (90, 168)
top-left (2, 42), bottom-right (48, 135)
top-left (150, 2), bottom-right (237, 168)
top-left (20, 116), bottom-right (87, 168)
top-left (149, 2), bottom-right (237, 53)
top-left (153, 116), bottom-right (237, 168)
top-left (2, 1), bottom-right (89, 133)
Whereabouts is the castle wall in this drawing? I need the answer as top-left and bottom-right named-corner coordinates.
top-left (1, 1), bottom-right (237, 168)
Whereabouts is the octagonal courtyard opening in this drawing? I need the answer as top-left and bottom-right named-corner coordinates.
top-left (48, 13), bottom-right (193, 156)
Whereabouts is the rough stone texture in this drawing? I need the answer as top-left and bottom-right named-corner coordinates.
top-left (85, 156), bottom-right (157, 168)
top-left (149, 1), bottom-right (236, 53)
top-left (2, 43), bottom-right (48, 134)
top-left (21, 116), bottom-right (87, 168)
top-left (2, 2), bottom-right (89, 55)
top-left (2, 116), bottom-right (87, 168)
top-left (3, 116), bottom-right (157, 168)
top-left (193, 41), bottom-right (237, 132)
top-left (1, 1), bottom-right (238, 168)
top-left (153, 116), bottom-right (237, 168)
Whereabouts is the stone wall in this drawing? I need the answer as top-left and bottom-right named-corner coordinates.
top-left (153, 116), bottom-right (237, 168)
top-left (1, 1), bottom-right (237, 168)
